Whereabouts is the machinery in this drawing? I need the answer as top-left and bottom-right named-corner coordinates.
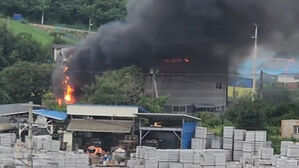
top-left (87, 139), bottom-right (106, 156)
top-left (87, 145), bottom-right (105, 156)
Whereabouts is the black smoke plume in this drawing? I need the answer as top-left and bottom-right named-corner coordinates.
top-left (52, 0), bottom-right (299, 99)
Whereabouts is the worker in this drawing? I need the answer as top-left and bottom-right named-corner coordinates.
top-left (87, 145), bottom-right (106, 157)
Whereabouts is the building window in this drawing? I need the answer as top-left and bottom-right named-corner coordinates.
top-left (172, 105), bottom-right (186, 112)
top-left (196, 107), bottom-right (216, 112)
top-left (173, 106), bottom-right (180, 112)
top-left (294, 126), bottom-right (299, 134)
top-left (216, 83), bottom-right (222, 89)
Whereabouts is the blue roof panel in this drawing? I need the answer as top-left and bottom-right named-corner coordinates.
top-left (33, 109), bottom-right (67, 121)
top-left (229, 77), bottom-right (253, 88)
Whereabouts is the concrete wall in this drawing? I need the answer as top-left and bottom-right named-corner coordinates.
top-left (144, 75), bottom-right (227, 112)
top-left (281, 120), bottom-right (299, 138)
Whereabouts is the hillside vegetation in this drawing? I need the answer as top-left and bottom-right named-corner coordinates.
top-left (0, 18), bottom-right (53, 46)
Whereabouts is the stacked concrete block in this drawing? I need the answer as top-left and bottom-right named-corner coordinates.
top-left (211, 137), bottom-right (222, 149)
top-left (157, 149), bottom-right (180, 162)
top-left (281, 141), bottom-right (294, 156)
top-left (180, 150), bottom-right (194, 163)
top-left (233, 129), bottom-right (246, 161)
top-left (286, 144), bottom-right (299, 159)
top-left (225, 162), bottom-right (242, 168)
top-left (223, 127), bottom-right (234, 161)
top-left (192, 127), bottom-right (207, 150)
top-left (198, 150), bottom-right (226, 168)
top-left (144, 147), bottom-right (157, 160)
top-left (183, 163), bottom-right (194, 168)
top-left (258, 147), bottom-right (274, 160)
top-left (242, 141), bottom-right (255, 158)
top-left (195, 127), bottom-right (207, 138)
top-left (223, 127), bottom-right (235, 138)
top-left (0, 146), bottom-right (14, 167)
top-left (192, 138), bottom-right (206, 150)
top-left (145, 160), bottom-right (158, 168)
top-left (276, 157), bottom-right (298, 168)
top-left (247, 131), bottom-right (268, 150)
top-left (50, 140), bottom-right (60, 151)
top-left (0, 133), bottom-right (16, 147)
top-left (169, 163), bottom-right (183, 168)
top-left (158, 162), bottom-right (169, 168)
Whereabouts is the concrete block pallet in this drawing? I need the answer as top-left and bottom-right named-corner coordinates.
top-left (195, 127), bottom-right (207, 139)
top-left (211, 137), bottom-right (222, 149)
top-left (180, 150), bottom-right (194, 163)
top-left (223, 127), bottom-right (235, 139)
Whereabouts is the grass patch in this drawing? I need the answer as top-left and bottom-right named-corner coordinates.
top-left (0, 18), bottom-right (77, 45)
top-left (208, 125), bottom-right (223, 136)
top-left (0, 18), bottom-right (54, 46)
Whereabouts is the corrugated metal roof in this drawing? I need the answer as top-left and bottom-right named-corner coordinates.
top-left (67, 104), bottom-right (147, 117)
top-left (136, 113), bottom-right (201, 121)
top-left (0, 104), bottom-right (28, 116)
top-left (33, 109), bottom-right (67, 121)
top-left (67, 119), bottom-right (133, 133)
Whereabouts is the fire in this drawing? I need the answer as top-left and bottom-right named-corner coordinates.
top-left (58, 98), bottom-right (62, 106)
top-left (64, 85), bottom-right (75, 104)
top-left (163, 57), bottom-right (190, 63)
top-left (57, 64), bottom-right (76, 106)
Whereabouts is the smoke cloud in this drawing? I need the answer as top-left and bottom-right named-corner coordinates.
top-left (52, 0), bottom-right (299, 99)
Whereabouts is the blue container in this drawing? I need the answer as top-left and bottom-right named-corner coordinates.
top-left (181, 122), bottom-right (197, 149)
top-left (13, 14), bottom-right (23, 21)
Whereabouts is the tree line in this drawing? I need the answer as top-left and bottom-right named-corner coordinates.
top-left (0, 24), bottom-right (53, 104)
top-left (0, 0), bottom-right (127, 29)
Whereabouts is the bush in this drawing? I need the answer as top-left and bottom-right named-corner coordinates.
top-left (200, 112), bottom-right (223, 128)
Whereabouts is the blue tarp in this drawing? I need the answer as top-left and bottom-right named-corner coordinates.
top-left (33, 109), bottom-right (67, 121)
top-left (13, 14), bottom-right (23, 21)
top-left (181, 122), bottom-right (197, 149)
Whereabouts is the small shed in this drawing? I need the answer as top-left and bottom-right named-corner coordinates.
top-left (281, 120), bottom-right (299, 139)
top-left (66, 104), bottom-right (147, 151)
top-left (136, 113), bottom-right (201, 149)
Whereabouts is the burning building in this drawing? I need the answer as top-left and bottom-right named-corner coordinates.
top-left (52, 0), bottom-right (299, 109)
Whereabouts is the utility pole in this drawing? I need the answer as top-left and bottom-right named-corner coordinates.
top-left (150, 68), bottom-right (159, 98)
top-left (88, 17), bottom-right (92, 32)
top-left (259, 70), bottom-right (263, 99)
top-left (233, 66), bottom-right (237, 98)
top-left (41, 8), bottom-right (45, 25)
top-left (252, 24), bottom-right (258, 101)
top-left (28, 101), bottom-right (33, 168)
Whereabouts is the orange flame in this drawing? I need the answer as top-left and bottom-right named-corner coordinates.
top-left (58, 98), bottom-right (62, 106)
top-left (64, 85), bottom-right (75, 104)
top-left (57, 64), bottom-right (76, 106)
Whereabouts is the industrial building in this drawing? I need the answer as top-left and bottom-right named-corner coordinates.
top-left (227, 77), bottom-right (253, 98)
top-left (144, 74), bottom-right (227, 113)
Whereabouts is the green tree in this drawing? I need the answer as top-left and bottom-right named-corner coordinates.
top-left (42, 92), bottom-right (66, 111)
top-left (92, 0), bottom-right (127, 26)
top-left (82, 66), bottom-right (168, 112)
top-left (137, 96), bottom-right (168, 113)
top-left (0, 23), bottom-right (17, 68)
top-left (0, 75), bottom-right (11, 104)
top-left (82, 66), bottom-right (143, 104)
top-left (1, 61), bottom-right (54, 104)
top-left (9, 32), bottom-right (51, 63)
top-left (225, 96), bottom-right (269, 130)
top-left (50, 32), bottom-right (67, 44)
